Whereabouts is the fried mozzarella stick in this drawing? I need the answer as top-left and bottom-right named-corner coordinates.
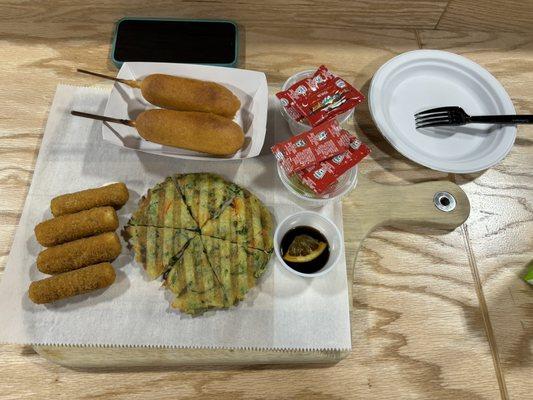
top-left (35, 206), bottom-right (119, 247)
top-left (51, 182), bottom-right (129, 217)
top-left (37, 232), bottom-right (122, 274)
top-left (29, 262), bottom-right (116, 304)
top-left (71, 110), bottom-right (245, 156)
top-left (77, 69), bottom-right (241, 118)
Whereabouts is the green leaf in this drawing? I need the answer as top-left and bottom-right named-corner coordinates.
top-left (523, 260), bottom-right (533, 286)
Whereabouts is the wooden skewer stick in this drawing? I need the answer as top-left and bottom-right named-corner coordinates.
top-left (76, 69), bottom-right (141, 89)
top-left (71, 111), bottom-right (136, 127)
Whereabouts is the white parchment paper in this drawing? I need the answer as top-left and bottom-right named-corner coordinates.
top-left (0, 85), bottom-right (351, 351)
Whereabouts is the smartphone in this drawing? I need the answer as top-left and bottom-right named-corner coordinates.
top-left (112, 18), bottom-right (238, 68)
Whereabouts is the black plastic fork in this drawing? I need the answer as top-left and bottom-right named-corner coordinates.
top-left (415, 106), bottom-right (533, 129)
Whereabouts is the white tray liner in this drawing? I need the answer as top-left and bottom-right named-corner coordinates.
top-left (0, 85), bottom-right (351, 351)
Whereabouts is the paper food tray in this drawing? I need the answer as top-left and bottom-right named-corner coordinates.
top-left (102, 62), bottom-right (268, 160)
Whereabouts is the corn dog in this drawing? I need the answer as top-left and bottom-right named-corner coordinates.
top-left (71, 110), bottom-right (245, 156)
top-left (36, 232), bottom-right (122, 274)
top-left (28, 262), bottom-right (116, 304)
top-left (50, 182), bottom-right (129, 217)
top-left (77, 69), bottom-right (240, 118)
top-left (135, 109), bottom-right (245, 155)
top-left (141, 74), bottom-right (241, 119)
top-left (35, 206), bottom-right (118, 247)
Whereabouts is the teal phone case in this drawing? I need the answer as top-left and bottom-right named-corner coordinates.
top-left (111, 17), bottom-right (239, 69)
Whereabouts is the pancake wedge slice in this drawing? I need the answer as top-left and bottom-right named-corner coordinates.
top-left (174, 173), bottom-right (243, 228)
top-left (201, 235), bottom-right (272, 307)
top-left (128, 177), bottom-right (198, 231)
top-left (201, 190), bottom-right (273, 253)
top-left (125, 226), bottom-right (197, 280)
top-left (163, 235), bottom-right (226, 315)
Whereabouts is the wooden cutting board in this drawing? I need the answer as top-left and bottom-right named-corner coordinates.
top-left (34, 174), bottom-right (470, 368)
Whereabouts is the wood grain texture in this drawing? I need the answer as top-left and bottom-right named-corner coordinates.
top-left (0, 0), bottom-right (531, 398)
top-left (419, 29), bottom-right (533, 400)
top-left (438, 0), bottom-right (533, 32)
top-left (3, 0), bottom-right (531, 34)
top-left (0, 0), bottom-right (448, 35)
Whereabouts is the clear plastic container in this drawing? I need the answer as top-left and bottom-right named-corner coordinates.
top-left (277, 163), bottom-right (358, 208)
top-left (279, 70), bottom-right (356, 135)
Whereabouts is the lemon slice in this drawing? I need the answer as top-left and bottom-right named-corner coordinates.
top-left (283, 234), bottom-right (327, 263)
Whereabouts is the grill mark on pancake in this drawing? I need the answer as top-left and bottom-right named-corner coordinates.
top-left (126, 222), bottom-right (199, 234)
top-left (128, 226), bottom-right (196, 280)
top-left (201, 235), bottom-right (271, 307)
top-left (171, 174), bottom-right (198, 229)
top-left (145, 226), bottom-right (157, 278)
top-left (245, 194), bottom-right (256, 247)
top-left (200, 191), bottom-right (273, 253)
top-left (200, 237), bottom-right (223, 307)
top-left (166, 236), bottom-right (226, 314)
top-left (200, 235), bottom-right (231, 307)
top-left (128, 179), bottom-right (198, 230)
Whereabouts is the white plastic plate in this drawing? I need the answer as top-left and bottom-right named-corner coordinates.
top-left (102, 62), bottom-right (268, 160)
top-left (369, 50), bottom-right (516, 173)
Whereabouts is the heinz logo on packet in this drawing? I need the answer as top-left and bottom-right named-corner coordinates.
top-left (316, 131), bottom-right (328, 141)
top-left (312, 75), bottom-right (325, 85)
top-left (313, 169), bottom-right (326, 179)
top-left (335, 79), bottom-right (346, 88)
top-left (350, 139), bottom-right (362, 149)
top-left (296, 85), bottom-right (307, 95)
top-left (331, 154), bottom-right (345, 164)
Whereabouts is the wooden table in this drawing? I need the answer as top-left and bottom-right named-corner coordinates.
top-left (0, 1), bottom-right (531, 399)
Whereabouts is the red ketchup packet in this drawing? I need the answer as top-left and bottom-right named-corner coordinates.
top-left (277, 91), bottom-right (305, 122)
top-left (271, 119), bottom-right (352, 175)
top-left (297, 138), bottom-right (371, 194)
top-left (276, 65), bottom-right (365, 127)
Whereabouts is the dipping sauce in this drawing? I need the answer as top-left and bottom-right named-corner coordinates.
top-left (280, 226), bottom-right (330, 274)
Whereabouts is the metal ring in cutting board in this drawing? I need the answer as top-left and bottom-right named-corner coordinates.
top-left (433, 191), bottom-right (456, 212)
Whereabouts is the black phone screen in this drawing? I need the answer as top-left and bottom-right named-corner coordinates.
top-left (114, 20), bottom-right (237, 64)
